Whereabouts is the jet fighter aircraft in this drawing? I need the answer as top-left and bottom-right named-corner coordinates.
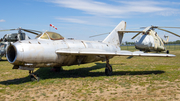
top-left (6, 21), bottom-right (175, 81)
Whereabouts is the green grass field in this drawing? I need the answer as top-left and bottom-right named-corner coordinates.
top-left (0, 46), bottom-right (180, 101)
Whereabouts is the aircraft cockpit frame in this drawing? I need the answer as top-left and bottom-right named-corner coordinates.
top-left (36, 31), bottom-right (64, 40)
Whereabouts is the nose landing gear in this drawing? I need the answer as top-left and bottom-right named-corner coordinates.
top-left (29, 70), bottom-right (39, 81)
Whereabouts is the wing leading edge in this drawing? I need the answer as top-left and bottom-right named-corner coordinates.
top-left (56, 48), bottom-right (175, 57)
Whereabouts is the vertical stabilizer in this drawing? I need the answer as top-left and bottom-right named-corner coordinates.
top-left (103, 21), bottom-right (126, 46)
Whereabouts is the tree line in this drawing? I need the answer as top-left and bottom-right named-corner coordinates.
top-left (168, 40), bottom-right (180, 44)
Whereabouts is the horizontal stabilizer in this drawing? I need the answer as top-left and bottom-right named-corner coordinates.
top-left (56, 49), bottom-right (175, 57)
top-left (118, 31), bottom-right (144, 33)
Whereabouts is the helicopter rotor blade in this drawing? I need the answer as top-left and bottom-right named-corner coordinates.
top-left (21, 29), bottom-right (42, 35)
top-left (0, 28), bottom-right (42, 35)
top-left (157, 28), bottom-right (180, 37)
top-left (89, 32), bottom-right (110, 38)
top-left (158, 27), bottom-right (180, 29)
top-left (140, 27), bottom-right (146, 29)
top-left (131, 32), bottom-right (141, 39)
top-left (131, 26), bottom-right (152, 39)
top-left (0, 29), bottom-right (17, 32)
top-left (22, 29), bottom-right (42, 33)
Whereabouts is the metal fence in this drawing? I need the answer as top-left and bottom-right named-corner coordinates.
top-left (165, 44), bottom-right (180, 50)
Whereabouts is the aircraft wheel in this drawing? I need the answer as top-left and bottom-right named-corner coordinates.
top-left (30, 74), bottom-right (39, 81)
top-left (105, 64), bottom-right (112, 76)
top-left (166, 50), bottom-right (169, 54)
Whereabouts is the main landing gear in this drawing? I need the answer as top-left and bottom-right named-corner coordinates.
top-left (29, 70), bottom-right (39, 81)
top-left (166, 50), bottom-right (169, 54)
top-left (105, 56), bottom-right (112, 76)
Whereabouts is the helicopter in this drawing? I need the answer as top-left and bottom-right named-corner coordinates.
top-left (0, 28), bottom-right (42, 59)
top-left (132, 26), bottom-right (180, 53)
top-left (117, 26), bottom-right (180, 53)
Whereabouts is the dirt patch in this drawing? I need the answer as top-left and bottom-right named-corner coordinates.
top-left (1, 79), bottom-right (180, 101)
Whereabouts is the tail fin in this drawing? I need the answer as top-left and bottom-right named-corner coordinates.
top-left (103, 21), bottom-right (126, 46)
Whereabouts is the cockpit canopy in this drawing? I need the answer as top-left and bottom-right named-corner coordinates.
top-left (36, 31), bottom-right (64, 40)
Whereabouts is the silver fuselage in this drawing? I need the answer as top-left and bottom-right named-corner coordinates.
top-left (7, 39), bottom-right (119, 68)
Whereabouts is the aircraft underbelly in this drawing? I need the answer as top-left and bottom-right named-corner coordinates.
top-left (57, 55), bottom-right (108, 66)
top-left (22, 54), bottom-right (107, 68)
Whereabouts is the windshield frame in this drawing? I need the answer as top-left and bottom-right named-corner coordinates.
top-left (36, 31), bottom-right (64, 40)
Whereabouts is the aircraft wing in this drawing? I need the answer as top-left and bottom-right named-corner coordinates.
top-left (56, 49), bottom-right (175, 57)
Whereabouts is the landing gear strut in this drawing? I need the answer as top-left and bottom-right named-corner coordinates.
top-left (105, 56), bottom-right (112, 76)
top-left (29, 70), bottom-right (39, 81)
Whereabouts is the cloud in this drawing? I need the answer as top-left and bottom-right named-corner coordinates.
top-left (116, 1), bottom-right (168, 13)
top-left (157, 11), bottom-right (180, 16)
top-left (56, 17), bottom-right (87, 24)
top-left (0, 19), bottom-right (5, 22)
top-left (46, 0), bottom-right (121, 16)
top-left (45, 0), bottom-right (179, 17)
top-left (55, 16), bottom-right (115, 26)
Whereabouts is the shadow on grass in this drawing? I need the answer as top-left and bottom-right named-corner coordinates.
top-left (127, 56), bottom-right (134, 59)
top-left (0, 63), bottom-right (165, 85)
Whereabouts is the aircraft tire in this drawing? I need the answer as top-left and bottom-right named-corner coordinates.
top-left (105, 65), bottom-right (112, 76)
top-left (166, 50), bottom-right (169, 54)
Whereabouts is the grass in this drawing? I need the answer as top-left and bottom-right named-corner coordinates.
top-left (0, 46), bottom-right (180, 100)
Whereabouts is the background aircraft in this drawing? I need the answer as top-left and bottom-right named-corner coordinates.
top-left (6, 21), bottom-right (175, 81)
top-left (128, 26), bottom-right (180, 53)
top-left (0, 28), bottom-right (41, 59)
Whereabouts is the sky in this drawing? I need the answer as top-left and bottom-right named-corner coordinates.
top-left (0, 0), bottom-right (180, 42)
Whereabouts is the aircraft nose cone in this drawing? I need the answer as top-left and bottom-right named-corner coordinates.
top-left (135, 35), bottom-right (154, 49)
top-left (135, 42), bottom-right (152, 48)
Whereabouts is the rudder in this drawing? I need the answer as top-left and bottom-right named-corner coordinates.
top-left (102, 21), bottom-right (126, 46)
